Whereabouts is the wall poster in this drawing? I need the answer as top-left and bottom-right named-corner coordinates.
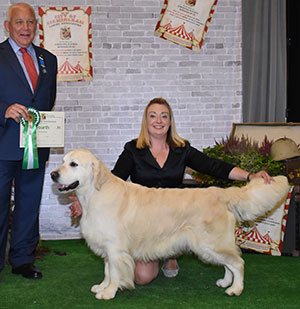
top-left (39, 6), bottom-right (93, 81)
top-left (154, 0), bottom-right (218, 51)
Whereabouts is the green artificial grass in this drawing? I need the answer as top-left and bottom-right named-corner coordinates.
top-left (0, 239), bottom-right (299, 308)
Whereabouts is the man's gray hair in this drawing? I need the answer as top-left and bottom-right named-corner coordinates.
top-left (6, 2), bottom-right (36, 22)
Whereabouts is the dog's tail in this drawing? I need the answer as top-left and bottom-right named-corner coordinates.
top-left (224, 175), bottom-right (290, 222)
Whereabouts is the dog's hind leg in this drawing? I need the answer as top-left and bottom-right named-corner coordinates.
top-left (91, 259), bottom-right (110, 294)
top-left (196, 248), bottom-right (244, 296)
top-left (221, 256), bottom-right (244, 296)
top-left (214, 253), bottom-right (244, 296)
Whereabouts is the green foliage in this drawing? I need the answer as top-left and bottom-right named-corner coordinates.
top-left (193, 136), bottom-right (284, 188)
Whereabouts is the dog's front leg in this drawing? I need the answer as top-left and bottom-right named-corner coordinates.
top-left (94, 257), bottom-right (121, 300)
top-left (93, 251), bottom-right (135, 300)
top-left (91, 259), bottom-right (110, 294)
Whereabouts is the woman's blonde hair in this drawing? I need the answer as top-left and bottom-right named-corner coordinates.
top-left (136, 98), bottom-right (186, 149)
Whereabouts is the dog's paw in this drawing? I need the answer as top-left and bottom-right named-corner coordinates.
top-left (216, 278), bottom-right (232, 288)
top-left (91, 283), bottom-right (106, 294)
top-left (225, 286), bottom-right (243, 296)
top-left (95, 287), bottom-right (117, 300)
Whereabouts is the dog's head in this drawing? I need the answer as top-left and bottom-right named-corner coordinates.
top-left (51, 148), bottom-right (108, 193)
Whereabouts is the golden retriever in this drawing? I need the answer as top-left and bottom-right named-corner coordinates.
top-left (51, 148), bottom-right (289, 300)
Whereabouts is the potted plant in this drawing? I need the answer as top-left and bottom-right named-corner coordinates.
top-left (192, 135), bottom-right (285, 188)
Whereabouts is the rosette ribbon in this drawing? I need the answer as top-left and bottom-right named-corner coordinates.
top-left (20, 107), bottom-right (40, 170)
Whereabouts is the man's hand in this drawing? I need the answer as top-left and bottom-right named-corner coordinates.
top-left (5, 104), bottom-right (29, 123)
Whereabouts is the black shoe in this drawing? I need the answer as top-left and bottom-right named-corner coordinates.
top-left (12, 263), bottom-right (42, 279)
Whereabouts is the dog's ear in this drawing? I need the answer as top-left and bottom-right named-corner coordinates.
top-left (93, 159), bottom-right (109, 190)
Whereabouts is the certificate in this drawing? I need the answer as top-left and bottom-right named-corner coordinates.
top-left (20, 112), bottom-right (65, 148)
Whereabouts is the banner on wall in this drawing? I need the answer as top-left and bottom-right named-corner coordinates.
top-left (154, 0), bottom-right (218, 51)
top-left (39, 6), bottom-right (93, 82)
top-left (235, 187), bottom-right (293, 256)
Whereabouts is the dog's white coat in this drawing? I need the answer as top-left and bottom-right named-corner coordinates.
top-left (52, 148), bottom-right (290, 300)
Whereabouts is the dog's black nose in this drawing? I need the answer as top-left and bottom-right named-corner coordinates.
top-left (51, 171), bottom-right (59, 182)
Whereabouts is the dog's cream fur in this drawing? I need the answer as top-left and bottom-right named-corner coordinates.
top-left (51, 148), bottom-right (290, 300)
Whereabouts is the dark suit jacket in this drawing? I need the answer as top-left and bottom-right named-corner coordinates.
top-left (112, 140), bottom-right (235, 188)
top-left (0, 39), bottom-right (57, 162)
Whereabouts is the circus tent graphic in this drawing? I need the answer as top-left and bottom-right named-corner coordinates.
top-left (75, 61), bottom-right (85, 73)
top-left (169, 23), bottom-right (190, 39)
top-left (163, 22), bottom-right (173, 30)
top-left (162, 22), bottom-right (193, 47)
top-left (263, 231), bottom-right (274, 244)
top-left (242, 225), bottom-right (268, 244)
top-left (237, 225), bottom-right (271, 253)
top-left (57, 59), bottom-right (84, 81)
top-left (235, 227), bottom-right (243, 237)
top-left (188, 30), bottom-right (196, 41)
top-left (263, 231), bottom-right (279, 250)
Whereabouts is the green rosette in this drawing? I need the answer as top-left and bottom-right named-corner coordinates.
top-left (20, 107), bottom-right (40, 170)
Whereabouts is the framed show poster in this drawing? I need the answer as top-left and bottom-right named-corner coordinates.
top-left (154, 0), bottom-right (218, 51)
top-left (230, 122), bottom-right (300, 255)
top-left (235, 187), bottom-right (293, 256)
top-left (39, 6), bottom-right (93, 81)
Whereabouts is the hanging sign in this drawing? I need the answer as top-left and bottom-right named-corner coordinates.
top-left (39, 6), bottom-right (93, 81)
top-left (154, 0), bottom-right (218, 51)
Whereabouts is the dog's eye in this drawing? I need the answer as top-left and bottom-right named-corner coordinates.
top-left (70, 162), bottom-right (78, 167)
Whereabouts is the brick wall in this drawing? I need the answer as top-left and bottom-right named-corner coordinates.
top-left (0, 0), bottom-right (242, 239)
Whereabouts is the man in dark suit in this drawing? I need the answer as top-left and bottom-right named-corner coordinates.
top-left (0, 3), bottom-right (57, 279)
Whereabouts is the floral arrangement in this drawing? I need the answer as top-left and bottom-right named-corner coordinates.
top-left (192, 135), bottom-right (285, 188)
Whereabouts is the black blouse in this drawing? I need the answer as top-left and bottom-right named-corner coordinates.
top-left (112, 140), bottom-right (235, 188)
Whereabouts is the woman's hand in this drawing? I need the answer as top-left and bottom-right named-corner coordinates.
top-left (69, 196), bottom-right (83, 218)
top-left (229, 167), bottom-right (273, 184)
top-left (249, 171), bottom-right (273, 184)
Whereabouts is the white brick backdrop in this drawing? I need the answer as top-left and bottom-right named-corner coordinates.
top-left (0, 0), bottom-right (242, 239)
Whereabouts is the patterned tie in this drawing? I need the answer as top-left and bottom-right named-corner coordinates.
top-left (20, 47), bottom-right (38, 92)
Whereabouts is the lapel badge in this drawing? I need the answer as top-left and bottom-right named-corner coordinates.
top-left (38, 54), bottom-right (47, 74)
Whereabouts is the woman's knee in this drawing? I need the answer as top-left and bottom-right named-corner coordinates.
top-left (134, 261), bottom-right (159, 285)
